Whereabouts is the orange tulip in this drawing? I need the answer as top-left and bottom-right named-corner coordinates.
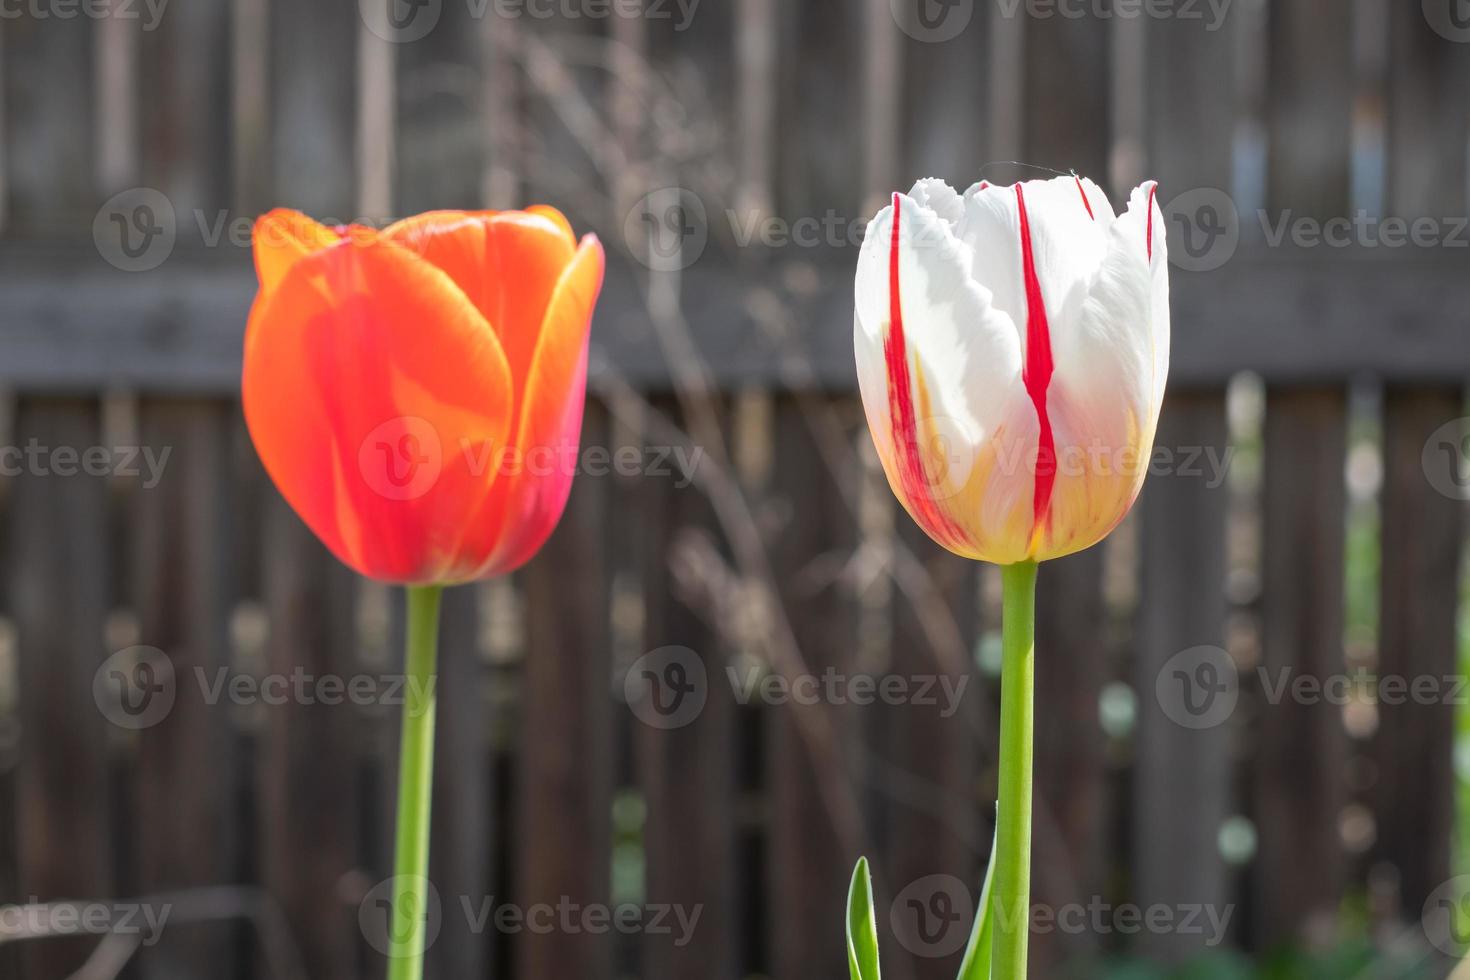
top-left (243, 207), bottom-right (605, 584)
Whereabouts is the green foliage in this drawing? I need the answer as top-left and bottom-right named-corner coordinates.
top-left (847, 858), bottom-right (882, 980)
top-left (955, 827), bottom-right (1000, 980)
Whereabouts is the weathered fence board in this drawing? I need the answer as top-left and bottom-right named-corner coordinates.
top-left (515, 403), bottom-right (615, 980)
top-left (1133, 391), bottom-right (1233, 961)
top-left (131, 398), bottom-right (240, 980)
top-left (257, 497), bottom-right (361, 980)
top-left (1256, 387), bottom-right (1350, 948)
top-left (766, 398), bottom-right (863, 980)
top-left (636, 400), bottom-right (739, 980)
top-left (8, 400), bottom-right (112, 978)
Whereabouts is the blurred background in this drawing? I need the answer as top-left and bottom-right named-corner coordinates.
top-left (1, 0), bottom-right (1470, 978)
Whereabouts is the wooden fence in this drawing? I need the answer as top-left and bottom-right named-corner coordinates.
top-left (1, 0), bottom-right (1469, 978)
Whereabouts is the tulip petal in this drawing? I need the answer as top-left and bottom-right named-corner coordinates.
top-left (957, 175), bottom-right (1110, 344)
top-left (465, 234), bottom-right (606, 577)
top-left (526, 204), bottom-right (577, 246)
top-left (243, 236), bottom-right (516, 583)
top-left (384, 210), bottom-right (576, 393)
top-left (854, 191), bottom-right (1035, 564)
top-left (1038, 181), bottom-right (1169, 560)
top-left (252, 208), bottom-right (342, 296)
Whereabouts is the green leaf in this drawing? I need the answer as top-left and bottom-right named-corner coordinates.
top-left (955, 826), bottom-right (1000, 980)
top-left (847, 857), bottom-right (882, 980)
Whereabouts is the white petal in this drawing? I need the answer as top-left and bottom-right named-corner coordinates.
top-left (955, 175), bottom-right (1112, 355)
top-left (907, 178), bottom-right (964, 228)
top-left (855, 192), bottom-right (1023, 454)
top-left (854, 192), bottom-right (1033, 560)
top-left (1039, 180), bottom-right (1170, 559)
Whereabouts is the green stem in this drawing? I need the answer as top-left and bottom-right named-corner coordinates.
top-left (993, 560), bottom-right (1037, 980)
top-left (387, 584), bottom-right (443, 980)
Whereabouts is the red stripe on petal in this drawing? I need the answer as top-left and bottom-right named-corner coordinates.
top-left (883, 194), bottom-right (967, 550)
top-left (1075, 176), bottom-right (1095, 220)
top-left (1146, 183), bottom-right (1159, 260)
top-left (1016, 184), bottom-right (1056, 542)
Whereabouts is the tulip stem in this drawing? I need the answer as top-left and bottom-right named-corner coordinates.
top-left (994, 560), bottom-right (1037, 979)
top-left (387, 584), bottom-right (443, 980)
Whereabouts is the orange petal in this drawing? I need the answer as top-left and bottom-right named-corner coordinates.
top-left (525, 205), bottom-right (576, 246)
top-left (383, 211), bottom-right (576, 391)
top-left (467, 234), bottom-right (605, 577)
top-left (242, 237), bottom-right (515, 584)
top-left (252, 209), bottom-right (342, 296)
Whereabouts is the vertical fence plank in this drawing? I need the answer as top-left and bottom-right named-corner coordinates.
top-left (1, 11), bottom-right (93, 234)
top-left (132, 399), bottom-right (239, 980)
top-left (139, 0), bottom-right (231, 217)
top-left (766, 397), bottom-right (861, 980)
top-left (1256, 388), bottom-right (1348, 947)
top-left (1134, 392), bottom-right (1233, 960)
top-left (1370, 0), bottom-right (1470, 926)
top-left (1373, 386), bottom-right (1465, 918)
top-left (426, 585), bottom-right (491, 980)
top-left (1255, 0), bottom-right (1354, 948)
top-left (394, 0), bottom-right (487, 214)
top-left (0, 419), bottom-right (15, 980)
top-left (1021, 5), bottom-right (1109, 180)
top-left (1265, 0), bottom-right (1351, 220)
top-left (774, 0), bottom-right (862, 222)
top-left (882, 519), bottom-right (982, 980)
top-left (896, 0), bottom-right (987, 186)
top-left (258, 495), bottom-right (360, 980)
top-left (8, 399), bottom-right (112, 976)
top-left (516, 402), bottom-right (613, 980)
top-left (270, 0), bottom-right (358, 218)
top-left (636, 401), bottom-right (737, 980)
top-left (1132, 0), bottom-right (1238, 960)
top-left (1032, 548), bottom-right (1107, 971)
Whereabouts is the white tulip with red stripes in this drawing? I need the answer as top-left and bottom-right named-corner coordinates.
top-left (854, 175), bottom-right (1170, 565)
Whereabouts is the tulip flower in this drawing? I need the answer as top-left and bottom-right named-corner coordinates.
top-left (242, 205), bottom-right (603, 980)
top-left (244, 206), bottom-right (605, 585)
top-left (847, 175), bottom-right (1168, 980)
